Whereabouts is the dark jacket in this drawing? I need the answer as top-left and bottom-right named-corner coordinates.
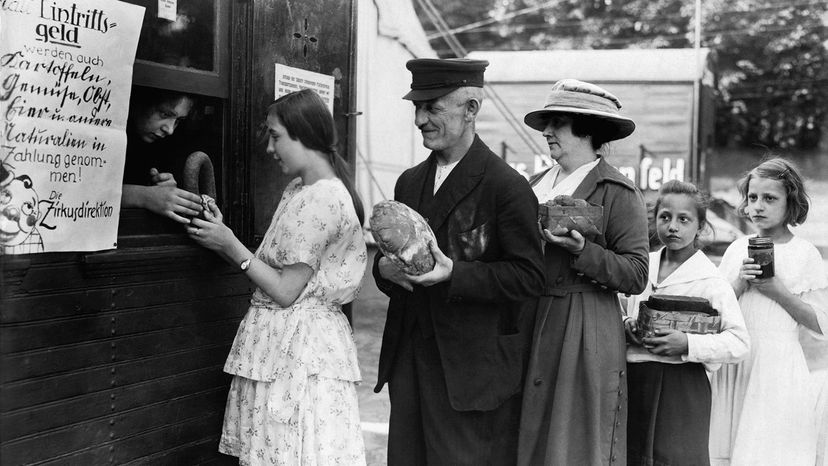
top-left (529, 157), bottom-right (649, 297)
top-left (373, 135), bottom-right (545, 411)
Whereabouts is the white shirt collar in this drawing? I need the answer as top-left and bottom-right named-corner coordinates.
top-left (533, 158), bottom-right (600, 202)
top-left (649, 247), bottom-right (720, 290)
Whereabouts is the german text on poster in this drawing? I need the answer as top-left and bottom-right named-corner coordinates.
top-left (0, 0), bottom-right (144, 254)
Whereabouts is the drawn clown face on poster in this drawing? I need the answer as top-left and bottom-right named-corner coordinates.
top-left (0, 163), bottom-right (46, 254)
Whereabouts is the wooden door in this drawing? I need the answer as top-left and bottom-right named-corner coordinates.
top-left (238, 0), bottom-right (358, 240)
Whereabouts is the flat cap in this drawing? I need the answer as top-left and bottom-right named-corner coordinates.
top-left (403, 58), bottom-right (488, 101)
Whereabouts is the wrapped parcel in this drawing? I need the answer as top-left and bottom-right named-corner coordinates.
top-left (539, 195), bottom-right (603, 238)
top-left (637, 294), bottom-right (722, 338)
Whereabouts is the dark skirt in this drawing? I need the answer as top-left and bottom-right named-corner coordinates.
top-left (627, 362), bottom-right (711, 466)
top-left (519, 292), bottom-right (628, 466)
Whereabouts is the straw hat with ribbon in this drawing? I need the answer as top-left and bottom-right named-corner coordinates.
top-left (524, 79), bottom-right (635, 142)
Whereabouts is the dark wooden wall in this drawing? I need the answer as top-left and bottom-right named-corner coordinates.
top-left (0, 246), bottom-right (252, 465)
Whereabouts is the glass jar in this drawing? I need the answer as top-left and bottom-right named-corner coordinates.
top-left (748, 236), bottom-right (774, 278)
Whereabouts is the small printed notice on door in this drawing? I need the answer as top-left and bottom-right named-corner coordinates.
top-left (157, 0), bottom-right (177, 21)
top-left (274, 64), bottom-right (335, 114)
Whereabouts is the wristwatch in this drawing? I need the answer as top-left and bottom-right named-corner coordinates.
top-left (239, 257), bottom-right (252, 272)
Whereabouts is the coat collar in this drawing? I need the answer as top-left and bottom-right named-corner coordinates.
top-left (530, 157), bottom-right (636, 197)
top-left (649, 247), bottom-right (720, 289)
top-left (400, 135), bottom-right (488, 231)
top-left (572, 156), bottom-right (636, 199)
top-left (427, 135), bottom-right (487, 231)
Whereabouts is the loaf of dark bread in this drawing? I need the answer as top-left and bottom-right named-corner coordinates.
top-left (369, 200), bottom-right (436, 275)
top-left (646, 294), bottom-right (717, 316)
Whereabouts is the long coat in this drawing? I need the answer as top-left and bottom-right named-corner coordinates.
top-left (373, 135), bottom-right (545, 412)
top-left (518, 157), bottom-right (650, 466)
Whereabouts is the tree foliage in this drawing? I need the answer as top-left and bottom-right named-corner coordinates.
top-left (414, 0), bottom-right (828, 150)
top-left (703, 0), bottom-right (828, 149)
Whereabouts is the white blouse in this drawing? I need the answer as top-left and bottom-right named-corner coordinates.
top-left (625, 248), bottom-right (750, 371)
top-left (532, 158), bottom-right (600, 202)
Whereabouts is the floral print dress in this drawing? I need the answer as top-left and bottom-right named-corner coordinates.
top-left (219, 177), bottom-right (368, 466)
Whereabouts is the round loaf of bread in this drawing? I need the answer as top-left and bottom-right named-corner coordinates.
top-left (369, 200), bottom-right (436, 275)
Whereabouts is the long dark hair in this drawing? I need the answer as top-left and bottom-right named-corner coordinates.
top-left (570, 114), bottom-right (613, 150)
top-left (267, 89), bottom-right (365, 224)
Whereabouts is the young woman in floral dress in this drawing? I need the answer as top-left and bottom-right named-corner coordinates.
top-left (188, 89), bottom-right (368, 465)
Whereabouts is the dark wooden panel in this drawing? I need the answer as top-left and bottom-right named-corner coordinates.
top-left (1, 320), bottom-right (240, 383)
top-left (0, 416), bottom-right (112, 465)
top-left (2, 368), bottom-right (228, 440)
top-left (3, 395), bottom-right (227, 464)
top-left (51, 412), bottom-right (227, 466)
top-left (1, 246), bottom-right (237, 299)
top-left (1, 272), bottom-right (252, 324)
top-left (227, 0), bottom-right (254, 244)
top-left (1, 289), bottom-right (111, 324)
top-left (121, 437), bottom-right (236, 466)
top-left (2, 344), bottom-right (230, 412)
top-left (110, 412), bottom-right (227, 465)
top-left (2, 295), bottom-right (247, 353)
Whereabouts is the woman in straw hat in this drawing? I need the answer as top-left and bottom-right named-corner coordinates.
top-left (517, 79), bottom-right (650, 466)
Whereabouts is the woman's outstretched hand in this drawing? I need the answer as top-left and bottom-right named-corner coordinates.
top-left (144, 185), bottom-right (202, 223)
top-left (187, 201), bottom-right (235, 253)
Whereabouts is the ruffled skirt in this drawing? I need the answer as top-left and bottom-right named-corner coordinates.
top-left (219, 374), bottom-right (366, 466)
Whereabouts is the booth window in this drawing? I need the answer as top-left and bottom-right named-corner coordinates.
top-left (134, 1), bottom-right (216, 72)
top-left (118, 0), bottom-right (229, 248)
top-left (126, 0), bottom-right (228, 97)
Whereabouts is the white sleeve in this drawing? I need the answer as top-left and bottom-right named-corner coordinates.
top-left (799, 284), bottom-right (828, 371)
top-left (684, 278), bottom-right (750, 367)
top-left (790, 242), bottom-right (828, 370)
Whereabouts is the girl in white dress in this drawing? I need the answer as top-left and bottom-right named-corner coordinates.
top-left (709, 158), bottom-right (828, 466)
top-left (188, 89), bottom-right (368, 465)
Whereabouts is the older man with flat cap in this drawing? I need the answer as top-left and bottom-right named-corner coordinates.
top-left (372, 58), bottom-right (545, 465)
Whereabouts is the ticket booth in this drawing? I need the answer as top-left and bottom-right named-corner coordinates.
top-left (0, 0), bottom-right (358, 463)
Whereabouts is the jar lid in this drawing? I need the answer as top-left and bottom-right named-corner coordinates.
top-left (749, 236), bottom-right (774, 246)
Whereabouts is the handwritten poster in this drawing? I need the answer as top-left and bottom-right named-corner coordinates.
top-left (274, 64), bottom-right (335, 113)
top-left (0, 0), bottom-right (144, 254)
